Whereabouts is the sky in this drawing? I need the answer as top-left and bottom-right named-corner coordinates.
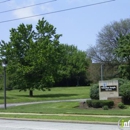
top-left (0, 0), bottom-right (129, 51)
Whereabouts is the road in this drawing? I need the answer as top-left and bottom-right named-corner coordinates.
top-left (0, 119), bottom-right (119, 130)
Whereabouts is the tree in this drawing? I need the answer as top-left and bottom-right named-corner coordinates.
top-left (0, 18), bottom-right (62, 96)
top-left (87, 18), bottom-right (130, 81)
top-left (115, 34), bottom-right (130, 79)
top-left (88, 18), bottom-right (130, 63)
top-left (0, 24), bottom-right (34, 94)
top-left (55, 44), bottom-right (90, 86)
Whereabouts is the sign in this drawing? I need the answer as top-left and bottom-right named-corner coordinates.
top-left (100, 85), bottom-right (117, 91)
top-left (99, 80), bottom-right (119, 100)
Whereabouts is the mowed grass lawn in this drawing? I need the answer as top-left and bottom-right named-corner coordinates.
top-left (0, 86), bottom-right (90, 104)
top-left (0, 101), bottom-right (130, 123)
top-left (0, 101), bottom-right (130, 116)
top-left (0, 86), bottom-right (130, 123)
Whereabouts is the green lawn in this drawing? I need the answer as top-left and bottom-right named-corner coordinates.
top-left (0, 86), bottom-right (90, 104)
top-left (0, 102), bottom-right (130, 123)
top-left (0, 114), bottom-right (128, 123)
top-left (0, 101), bottom-right (130, 116)
top-left (0, 86), bottom-right (130, 123)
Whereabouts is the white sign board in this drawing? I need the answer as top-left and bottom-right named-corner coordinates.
top-left (99, 80), bottom-right (119, 100)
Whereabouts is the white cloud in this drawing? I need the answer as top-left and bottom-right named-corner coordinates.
top-left (40, 3), bottom-right (53, 12)
top-left (13, 7), bottom-right (37, 20)
top-left (7, 0), bottom-right (54, 22)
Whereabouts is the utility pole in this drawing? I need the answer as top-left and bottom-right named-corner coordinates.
top-left (101, 64), bottom-right (103, 81)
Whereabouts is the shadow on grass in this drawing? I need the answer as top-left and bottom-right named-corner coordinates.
top-left (15, 94), bottom-right (78, 98)
top-left (0, 96), bottom-right (15, 99)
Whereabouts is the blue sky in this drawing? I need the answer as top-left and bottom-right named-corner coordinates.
top-left (0, 0), bottom-right (129, 51)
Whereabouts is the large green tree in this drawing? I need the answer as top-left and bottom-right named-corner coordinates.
top-left (0, 18), bottom-right (62, 96)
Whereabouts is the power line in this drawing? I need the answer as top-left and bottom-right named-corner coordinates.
top-left (0, 0), bottom-right (57, 14)
top-left (0, 0), bottom-right (11, 4)
top-left (0, 0), bottom-right (115, 24)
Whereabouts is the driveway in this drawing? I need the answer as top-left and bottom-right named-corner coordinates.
top-left (0, 99), bottom-right (89, 108)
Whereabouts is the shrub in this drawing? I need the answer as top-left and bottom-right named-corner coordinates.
top-left (119, 81), bottom-right (130, 104)
top-left (103, 105), bottom-right (109, 110)
top-left (86, 100), bottom-right (114, 108)
top-left (91, 100), bottom-right (102, 108)
top-left (90, 84), bottom-right (99, 99)
top-left (118, 102), bottom-right (126, 109)
top-left (114, 78), bottom-right (129, 86)
top-left (100, 100), bottom-right (114, 108)
top-left (86, 100), bottom-right (92, 107)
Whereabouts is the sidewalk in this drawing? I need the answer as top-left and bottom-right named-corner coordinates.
top-left (0, 112), bottom-right (130, 118)
top-left (0, 112), bottom-right (129, 125)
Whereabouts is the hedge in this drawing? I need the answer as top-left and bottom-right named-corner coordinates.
top-left (86, 100), bottom-right (114, 108)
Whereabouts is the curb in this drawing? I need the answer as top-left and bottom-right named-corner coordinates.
top-left (0, 112), bottom-right (130, 118)
top-left (0, 117), bottom-right (117, 125)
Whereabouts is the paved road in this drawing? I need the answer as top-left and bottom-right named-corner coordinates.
top-left (0, 119), bottom-right (119, 130)
top-left (0, 99), bottom-right (89, 108)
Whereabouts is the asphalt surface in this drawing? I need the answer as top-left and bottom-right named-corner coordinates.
top-left (0, 99), bottom-right (89, 108)
top-left (0, 119), bottom-right (120, 130)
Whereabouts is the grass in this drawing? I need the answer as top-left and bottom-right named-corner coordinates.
top-left (0, 114), bottom-right (128, 123)
top-left (0, 86), bottom-right (90, 104)
top-left (0, 102), bottom-right (130, 122)
top-left (0, 86), bottom-right (130, 123)
top-left (0, 102), bottom-right (130, 116)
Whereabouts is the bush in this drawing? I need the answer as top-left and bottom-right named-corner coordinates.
top-left (86, 100), bottom-right (92, 107)
top-left (91, 100), bottom-right (102, 108)
top-left (86, 100), bottom-right (114, 108)
top-left (103, 105), bottom-right (109, 110)
top-left (90, 84), bottom-right (99, 99)
top-left (114, 78), bottom-right (129, 86)
top-left (119, 81), bottom-right (130, 104)
top-left (100, 100), bottom-right (114, 108)
top-left (108, 78), bottom-right (130, 104)
top-left (118, 102), bottom-right (126, 109)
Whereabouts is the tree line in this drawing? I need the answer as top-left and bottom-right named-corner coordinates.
top-left (1, 17), bottom-right (130, 96)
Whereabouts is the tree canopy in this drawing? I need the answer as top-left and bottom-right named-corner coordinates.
top-left (115, 34), bottom-right (130, 79)
top-left (0, 18), bottom-right (62, 96)
top-left (87, 18), bottom-right (130, 63)
top-left (56, 44), bottom-right (90, 86)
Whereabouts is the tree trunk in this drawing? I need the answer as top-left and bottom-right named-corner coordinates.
top-left (29, 90), bottom-right (33, 97)
top-left (66, 79), bottom-right (69, 87)
top-left (76, 76), bottom-right (80, 86)
top-left (76, 79), bottom-right (79, 86)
